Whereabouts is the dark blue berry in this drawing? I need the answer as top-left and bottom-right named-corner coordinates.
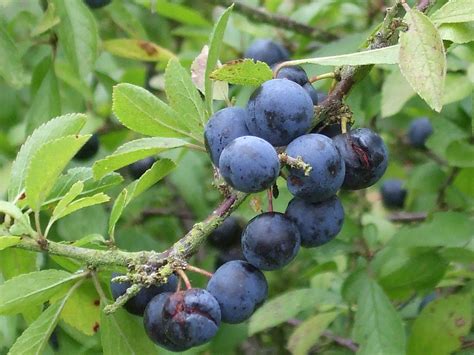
top-left (286, 196), bottom-right (344, 248)
top-left (418, 292), bottom-right (437, 312)
top-left (242, 212), bottom-right (300, 271)
top-left (110, 273), bottom-right (178, 316)
top-left (207, 260), bottom-right (268, 324)
top-left (285, 134), bottom-right (345, 203)
top-left (208, 216), bottom-right (244, 249)
top-left (246, 79), bottom-right (314, 146)
top-left (244, 39), bottom-right (289, 66)
top-left (303, 82), bottom-right (319, 105)
top-left (380, 179), bottom-right (406, 208)
top-left (204, 107), bottom-right (250, 166)
top-left (74, 134), bottom-right (99, 161)
top-left (408, 117), bottom-right (433, 148)
top-left (162, 289), bottom-right (221, 348)
top-left (333, 128), bottom-right (388, 190)
top-left (275, 65), bottom-right (309, 86)
top-left (128, 157), bottom-right (155, 179)
top-left (215, 245), bottom-right (246, 270)
top-left (84, 0), bottom-right (111, 9)
top-left (219, 136), bottom-right (280, 193)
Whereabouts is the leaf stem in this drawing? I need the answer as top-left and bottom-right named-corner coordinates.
top-left (177, 269), bottom-right (192, 289)
top-left (186, 265), bottom-right (214, 278)
top-left (309, 72), bottom-right (336, 83)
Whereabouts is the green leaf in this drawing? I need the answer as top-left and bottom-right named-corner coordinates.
top-left (25, 135), bottom-right (91, 211)
top-left (8, 113), bottom-right (87, 201)
top-left (103, 39), bottom-right (175, 62)
top-left (381, 68), bottom-right (415, 117)
top-left (204, 5), bottom-right (233, 113)
top-left (0, 270), bottom-right (80, 315)
top-left (152, 0), bottom-right (210, 27)
top-left (112, 83), bottom-right (192, 139)
top-left (52, 0), bottom-right (98, 79)
top-left (439, 22), bottom-right (474, 43)
top-left (53, 193), bottom-right (110, 221)
top-left (93, 137), bottom-right (186, 179)
top-left (443, 73), bottom-right (473, 105)
top-left (31, 2), bottom-right (60, 37)
top-left (353, 276), bottom-right (405, 355)
top-left (51, 182), bottom-right (84, 219)
top-left (210, 59), bottom-right (273, 86)
top-left (249, 288), bottom-right (336, 335)
top-left (100, 303), bottom-right (157, 355)
top-left (0, 20), bottom-right (28, 88)
top-left (407, 293), bottom-right (472, 355)
top-left (287, 311), bottom-right (340, 355)
top-left (0, 249), bottom-right (37, 281)
top-left (430, 0), bottom-right (474, 24)
top-left (446, 141), bottom-right (474, 167)
top-left (45, 167), bottom-right (123, 207)
top-left (0, 201), bottom-right (23, 220)
top-left (399, 9), bottom-right (446, 112)
top-left (108, 159), bottom-right (176, 236)
top-left (105, 1), bottom-right (147, 39)
top-left (0, 236), bottom-right (21, 251)
top-left (165, 58), bottom-right (206, 132)
top-left (390, 212), bottom-right (474, 248)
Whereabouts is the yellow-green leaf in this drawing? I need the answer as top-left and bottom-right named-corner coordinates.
top-left (210, 59), bottom-right (273, 86)
top-left (430, 0), bottom-right (474, 24)
top-left (0, 236), bottom-right (21, 251)
top-left (103, 39), bottom-right (175, 62)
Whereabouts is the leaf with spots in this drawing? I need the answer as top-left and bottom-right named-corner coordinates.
top-left (210, 59), bottom-right (273, 86)
top-left (103, 39), bottom-right (175, 62)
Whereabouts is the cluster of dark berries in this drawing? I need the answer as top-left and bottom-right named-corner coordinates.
top-left (208, 216), bottom-right (246, 269)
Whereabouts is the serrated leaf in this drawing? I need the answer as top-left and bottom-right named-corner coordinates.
top-left (108, 159), bottom-right (176, 236)
top-left (112, 83), bottom-right (193, 139)
top-left (445, 140), bottom-right (474, 167)
top-left (54, 193), bottom-right (110, 221)
top-left (25, 135), bottom-right (91, 211)
top-left (165, 58), bottom-right (206, 132)
top-left (430, 0), bottom-right (474, 24)
top-left (390, 212), bottom-right (474, 248)
top-left (51, 181), bottom-right (84, 218)
top-left (0, 20), bottom-right (28, 88)
top-left (0, 236), bottom-right (21, 251)
top-left (439, 22), bottom-right (474, 43)
top-left (210, 59), bottom-right (273, 86)
top-left (8, 114), bottom-right (87, 201)
top-left (381, 68), bottom-right (415, 117)
top-left (31, 2), bottom-right (60, 37)
top-left (287, 311), bottom-right (339, 355)
top-left (45, 167), bottom-right (122, 207)
top-left (52, 0), bottom-right (98, 80)
top-left (353, 276), bottom-right (405, 355)
top-left (399, 9), bottom-right (446, 112)
top-left (204, 5), bottom-right (233, 112)
top-left (249, 288), bottom-right (336, 335)
top-left (101, 303), bottom-right (157, 355)
top-left (0, 270), bottom-right (80, 315)
top-left (93, 137), bottom-right (186, 179)
top-left (103, 39), bottom-right (175, 62)
top-left (408, 294), bottom-right (471, 355)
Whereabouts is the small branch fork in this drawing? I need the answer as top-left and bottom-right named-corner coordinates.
top-left (279, 153), bottom-right (312, 176)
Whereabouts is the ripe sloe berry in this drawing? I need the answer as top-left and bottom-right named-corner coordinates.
top-left (418, 292), bottom-right (437, 312)
top-left (333, 128), bottom-right (388, 190)
top-left (162, 289), bottom-right (221, 348)
top-left (215, 245), bottom-right (245, 270)
top-left (244, 39), bottom-right (289, 66)
top-left (286, 196), bottom-right (344, 248)
top-left (408, 117), bottom-right (433, 148)
top-left (208, 216), bottom-right (243, 249)
top-left (303, 82), bottom-right (319, 105)
top-left (275, 65), bottom-right (309, 86)
top-left (84, 0), bottom-right (111, 9)
top-left (242, 212), bottom-right (300, 271)
top-left (110, 273), bottom-right (178, 316)
top-left (144, 293), bottom-right (189, 352)
top-left (246, 79), bottom-right (314, 146)
top-left (128, 157), bottom-right (155, 179)
top-left (74, 134), bottom-right (99, 161)
top-left (219, 136), bottom-right (280, 193)
top-left (204, 107), bottom-right (250, 166)
top-left (380, 179), bottom-right (406, 209)
top-left (207, 260), bottom-right (268, 324)
top-left (285, 134), bottom-right (345, 203)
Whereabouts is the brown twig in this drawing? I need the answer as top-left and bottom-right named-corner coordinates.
top-left (186, 264), bottom-right (214, 278)
top-left (267, 188), bottom-right (273, 212)
top-left (388, 211), bottom-right (428, 223)
top-left (437, 167), bottom-right (460, 208)
top-left (176, 269), bottom-right (192, 289)
top-left (322, 331), bottom-right (359, 352)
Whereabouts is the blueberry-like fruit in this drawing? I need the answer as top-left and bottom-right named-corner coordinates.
top-left (408, 117), bottom-right (433, 149)
top-left (84, 0), bottom-right (111, 9)
top-left (144, 293), bottom-right (189, 352)
top-left (204, 107), bottom-right (250, 166)
top-left (74, 134), bottom-right (99, 161)
top-left (110, 273), bottom-right (178, 316)
top-left (418, 292), bottom-right (437, 312)
top-left (219, 136), bottom-right (280, 193)
top-left (215, 246), bottom-right (246, 270)
top-left (380, 179), bottom-right (406, 209)
top-left (285, 134), bottom-right (345, 202)
top-left (275, 65), bottom-right (309, 86)
top-left (208, 216), bottom-right (243, 249)
top-left (207, 260), bottom-right (268, 324)
top-left (242, 212), bottom-right (300, 271)
top-left (312, 122), bottom-right (352, 138)
top-left (246, 79), bottom-right (314, 146)
top-left (333, 128), bottom-right (388, 190)
top-left (162, 289), bottom-right (221, 348)
top-left (286, 196), bottom-right (344, 248)
top-left (303, 82), bottom-right (319, 105)
top-left (128, 157), bottom-right (155, 179)
top-left (244, 39), bottom-right (289, 66)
